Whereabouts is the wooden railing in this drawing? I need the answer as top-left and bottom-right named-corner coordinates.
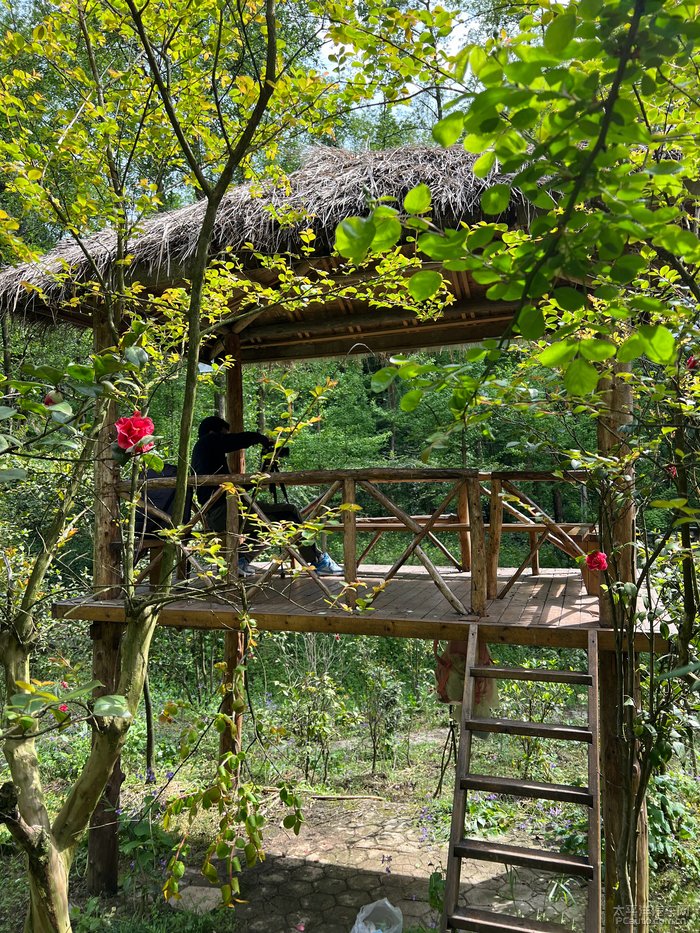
top-left (117, 468), bottom-right (595, 616)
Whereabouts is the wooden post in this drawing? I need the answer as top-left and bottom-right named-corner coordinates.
top-left (597, 363), bottom-right (648, 932)
top-left (457, 480), bottom-right (471, 571)
top-left (343, 478), bottom-right (358, 606)
top-left (221, 333), bottom-right (246, 761)
top-left (528, 529), bottom-right (541, 575)
top-left (465, 477), bottom-right (486, 615)
top-left (486, 479), bottom-right (503, 599)
top-left (87, 310), bottom-right (123, 895)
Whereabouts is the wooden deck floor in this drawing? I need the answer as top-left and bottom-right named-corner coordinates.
top-left (53, 566), bottom-right (664, 650)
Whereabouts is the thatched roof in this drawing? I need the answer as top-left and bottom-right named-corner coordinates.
top-left (0, 145), bottom-right (524, 327)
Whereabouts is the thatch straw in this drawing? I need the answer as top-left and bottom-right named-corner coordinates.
top-left (0, 145), bottom-right (523, 320)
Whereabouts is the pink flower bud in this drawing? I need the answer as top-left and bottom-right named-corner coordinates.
top-left (687, 355), bottom-right (698, 370)
top-left (58, 704), bottom-right (68, 713)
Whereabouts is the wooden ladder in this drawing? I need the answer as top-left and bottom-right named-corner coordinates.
top-left (441, 624), bottom-right (601, 933)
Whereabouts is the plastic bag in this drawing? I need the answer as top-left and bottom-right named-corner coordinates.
top-left (350, 898), bottom-right (403, 933)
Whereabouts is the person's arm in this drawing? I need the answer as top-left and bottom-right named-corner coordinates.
top-left (218, 431), bottom-right (271, 453)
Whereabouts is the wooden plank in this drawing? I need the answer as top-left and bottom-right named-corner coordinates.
top-left (487, 480), bottom-right (503, 599)
top-left (460, 774), bottom-right (592, 806)
top-left (453, 838), bottom-right (594, 879)
top-left (448, 908), bottom-right (570, 932)
top-left (469, 666), bottom-right (592, 685)
top-left (51, 597), bottom-right (668, 650)
top-left (463, 718), bottom-right (592, 743)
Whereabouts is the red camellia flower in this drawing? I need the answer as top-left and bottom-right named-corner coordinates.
top-left (585, 551), bottom-right (608, 572)
top-left (115, 411), bottom-right (155, 453)
top-left (60, 680), bottom-right (69, 689)
top-left (687, 355), bottom-right (698, 370)
top-left (58, 704), bottom-right (68, 713)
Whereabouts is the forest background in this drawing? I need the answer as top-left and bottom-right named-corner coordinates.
top-left (1, 0), bottom-right (700, 931)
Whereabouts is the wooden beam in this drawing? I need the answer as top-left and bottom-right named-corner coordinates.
top-left (239, 314), bottom-right (516, 363)
top-left (343, 479), bottom-right (358, 606)
top-left (457, 480), bottom-right (471, 571)
top-left (52, 599), bottom-right (666, 652)
top-left (487, 479), bottom-right (503, 599)
top-left (466, 477), bottom-right (487, 615)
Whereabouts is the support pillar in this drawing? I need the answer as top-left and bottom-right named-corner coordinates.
top-left (597, 363), bottom-right (648, 932)
top-left (221, 332), bottom-right (246, 761)
top-left (87, 310), bottom-right (123, 895)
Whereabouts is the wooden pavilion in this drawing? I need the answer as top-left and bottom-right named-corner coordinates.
top-left (0, 145), bottom-right (659, 932)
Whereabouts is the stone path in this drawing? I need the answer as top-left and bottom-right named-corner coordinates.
top-left (176, 797), bottom-right (586, 932)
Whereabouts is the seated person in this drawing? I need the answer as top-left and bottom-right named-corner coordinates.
top-left (134, 463), bottom-right (192, 536)
top-left (190, 416), bottom-right (342, 577)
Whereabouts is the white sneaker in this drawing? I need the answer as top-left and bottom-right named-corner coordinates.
top-left (238, 557), bottom-right (255, 577)
top-left (314, 552), bottom-right (343, 575)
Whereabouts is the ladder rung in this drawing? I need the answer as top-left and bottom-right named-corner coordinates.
top-left (464, 718), bottom-right (593, 743)
top-left (448, 907), bottom-right (570, 932)
top-left (460, 774), bottom-right (593, 806)
top-left (469, 666), bottom-right (592, 686)
top-left (453, 838), bottom-right (594, 879)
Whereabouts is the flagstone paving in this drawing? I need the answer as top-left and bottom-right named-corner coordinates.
top-left (175, 797), bottom-right (586, 932)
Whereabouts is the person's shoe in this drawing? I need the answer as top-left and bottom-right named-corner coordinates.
top-left (314, 552), bottom-right (343, 575)
top-left (238, 557), bottom-right (255, 578)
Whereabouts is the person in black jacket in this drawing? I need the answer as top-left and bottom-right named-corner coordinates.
top-left (191, 416), bottom-right (342, 576)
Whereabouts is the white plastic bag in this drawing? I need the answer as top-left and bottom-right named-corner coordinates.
top-left (350, 898), bottom-right (403, 933)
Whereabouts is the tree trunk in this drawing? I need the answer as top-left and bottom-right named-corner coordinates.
top-left (597, 363), bottom-right (649, 933)
top-left (25, 844), bottom-right (72, 933)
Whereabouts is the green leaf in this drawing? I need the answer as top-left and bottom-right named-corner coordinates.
top-left (400, 389), bottom-right (424, 412)
top-left (481, 184), bottom-right (511, 215)
top-left (516, 306), bottom-right (545, 339)
top-left (610, 253), bottom-right (645, 284)
top-left (403, 184), bottom-right (431, 214)
top-left (650, 498), bottom-right (688, 509)
top-left (432, 112), bottom-right (464, 147)
top-left (124, 346), bottom-right (149, 369)
top-left (553, 287), bottom-right (586, 311)
top-left (539, 340), bottom-right (577, 367)
top-left (564, 358), bottom-right (600, 395)
top-left (544, 13), bottom-right (576, 54)
top-left (66, 363), bottom-right (95, 383)
top-left (371, 367), bottom-right (398, 393)
top-left (407, 270), bottom-right (443, 302)
top-left (472, 151), bottom-right (496, 179)
top-left (579, 339), bottom-right (616, 362)
top-left (0, 468), bottom-right (27, 483)
top-left (659, 660), bottom-right (700, 681)
top-left (335, 216), bottom-right (375, 263)
top-left (638, 324), bottom-right (675, 364)
top-left (0, 405), bottom-right (15, 421)
top-left (93, 694), bottom-right (132, 718)
top-left (617, 333), bottom-right (645, 363)
top-left (370, 215), bottom-right (401, 252)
